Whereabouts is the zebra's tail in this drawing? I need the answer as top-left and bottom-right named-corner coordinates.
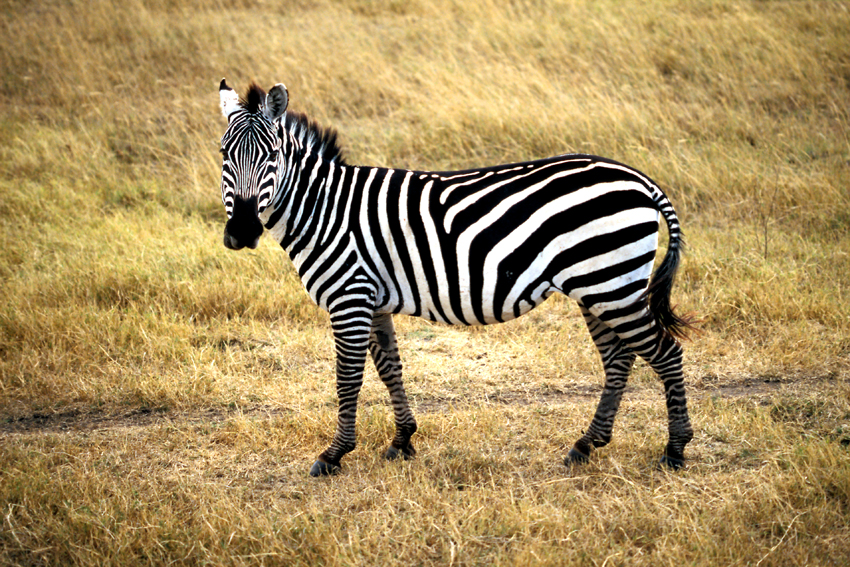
top-left (645, 190), bottom-right (695, 341)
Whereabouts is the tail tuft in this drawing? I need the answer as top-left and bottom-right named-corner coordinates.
top-left (645, 240), bottom-right (696, 341)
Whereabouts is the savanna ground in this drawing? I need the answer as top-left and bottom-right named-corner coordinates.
top-left (1, 0), bottom-right (849, 565)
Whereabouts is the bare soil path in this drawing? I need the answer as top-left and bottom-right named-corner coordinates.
top-left (0, 376), bottom-right (804, 436)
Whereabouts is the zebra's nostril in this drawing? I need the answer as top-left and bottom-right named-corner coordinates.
top-left (223, 228), bottom-right (260, 251)
top-left (223, 231), bottom-right (242, 250)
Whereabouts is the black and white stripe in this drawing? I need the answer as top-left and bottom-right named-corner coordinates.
top-left (217, 80), bottom-right (694, 475)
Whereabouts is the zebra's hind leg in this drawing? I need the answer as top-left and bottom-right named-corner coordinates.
top-left (369, 314), bottom-right (417, 461)
top-left (642, 330), bottom-right (693, 469)
top-left (577, 302), bottom-right (693, 470)
top-left (567, 306), bottom-right (636, 466)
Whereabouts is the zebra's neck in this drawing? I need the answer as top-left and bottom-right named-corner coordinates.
top-left (261, 113), bottom-right (346, 246)
top-left (263, 144), bottom-right (352, 262)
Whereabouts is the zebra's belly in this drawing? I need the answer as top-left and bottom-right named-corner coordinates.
top-left (383, 282), bottom-right (554, 326)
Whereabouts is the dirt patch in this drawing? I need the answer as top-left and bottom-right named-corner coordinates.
top-left (411, 383), bottom-right (604, 414)
top-left (0, 405), bottom-right (287, 436)
top-left (0, 375), bottom-right (837, 437)
top-left (695, 377), bottom-right (787, 400)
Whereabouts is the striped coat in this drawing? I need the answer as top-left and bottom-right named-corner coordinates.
top-left (218, 80), bottom-right (693, 476)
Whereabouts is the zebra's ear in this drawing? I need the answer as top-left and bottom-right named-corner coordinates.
top-left (219, 78), bottom-right (240, 119)
top-left (264, 83), bottom-right (288, 122)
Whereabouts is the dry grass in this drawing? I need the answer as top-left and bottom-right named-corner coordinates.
top-left (1, 0), bottom-right (849, 565)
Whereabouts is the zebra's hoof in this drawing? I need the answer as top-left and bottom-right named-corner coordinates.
top-left (384, 443), bottom-right (416, 461)
top-left (658, 455), bottom-right (685, 471)
top-left (565, 447), bottom-right (590, 466)
top-left (309, 459), bottom-right (341, 477)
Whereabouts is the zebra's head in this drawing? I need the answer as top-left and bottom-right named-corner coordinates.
top-left (218, 79), bottom-right (289, 250)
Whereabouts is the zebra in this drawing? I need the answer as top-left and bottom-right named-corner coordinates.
top-left (217, 79), bottom-right (694, 477)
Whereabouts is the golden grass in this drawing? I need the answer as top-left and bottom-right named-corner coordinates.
top-left (1, 0), bottom-right (849, 564)
top-left (3, 388), bottom-right (849, 565)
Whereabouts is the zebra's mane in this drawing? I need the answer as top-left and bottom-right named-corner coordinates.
top-left (284, 111), bottom-right (346, 165)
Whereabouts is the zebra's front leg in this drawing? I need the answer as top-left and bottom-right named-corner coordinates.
top-left (369, 314), bottom-right (417, 461)
top-left (567, 307), bottom-right (636, 465)
top-left (309, 294), bottom-right (374, 477)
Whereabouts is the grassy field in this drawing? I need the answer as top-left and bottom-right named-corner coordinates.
top-left (1, 0), bottom-right (849, 564)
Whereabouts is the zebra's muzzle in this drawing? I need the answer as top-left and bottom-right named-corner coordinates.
top-left (223, 229), bottom-right (260, 250)
top-left (223, 196), bottom-right (264, 250)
